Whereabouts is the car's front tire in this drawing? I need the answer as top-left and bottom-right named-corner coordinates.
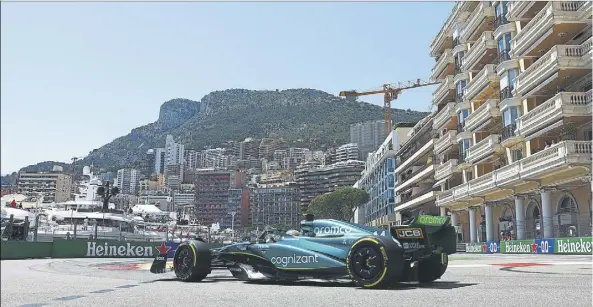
top-left (173, 240), bottom-right (212, 282)
top-left (417, 252), bottom-right (448, 283)
top-left (346, 236), bottom-right (404, 289)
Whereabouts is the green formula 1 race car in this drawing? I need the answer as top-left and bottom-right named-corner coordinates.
top-left (150, 214), bottom-right (457, 289)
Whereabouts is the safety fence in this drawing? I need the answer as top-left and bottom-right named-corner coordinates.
top-left (0, 239), bottom-right (224, 260)
top-left (462, 237), bottom-right (592, 255)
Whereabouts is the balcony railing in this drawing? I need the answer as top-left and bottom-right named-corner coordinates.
top-left (435, 159), bottom-right (459, 181)
top-left (511, 1), bottom-right (591, 57)
top-left (434, 130), bottom-right (458, 155)
top-left (433, 102), bottom-right (456, 130)
top-left (501, 123), bottom-right (518, 141)
top-left (461, 2), bottom-right (495, 43)
top-left (464, 99), bottom-right (501, 132)
top-left (515, 40), bottom-right (592, 96)
top-left (467, 171), bottom-right (497, 196)
top-left (463, 64), bottom-right (499, 102)
top-left (520, 140), bottom-right (592, 179)
top-left (466, 134), bottom-right (503, 164)
top-left (454, 64), bottom-right (463, 75)
top-left (507, 1), bottom-right (531, 20)
top-left (494, 162), bottom-right (521, 187)
top-left (516, 90), bottom-right (593, 137)
top-left (436, 189), bottom-right (454, 207)
top-left (497, 50), bottom-right (511, 65)
top-left (431, 49), bottom-right (454, 80)
top-left (436, 140), bottom-right (592, 207)
top-left (499, 86), bottom-right (514, 101)
top-left (453, 37), bottom-right (461, 48)
top-left (462, 31), bottom-right (497, 72)
top-left (433, 75), bottom-right (455, 105)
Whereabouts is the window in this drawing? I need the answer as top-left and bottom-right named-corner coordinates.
top-left (503, 106), bottom-right (519, 127)
top-left (387, 158), bottom-right (394, 172)
top-left (457, 109), bottom-right (470, 124)
top-left (387, 174), bottom-right (394, 188)
top-left (500, 68), bottom-right (519, 91)
top-left (456, 80), bottom-right (467, 95)
top-left (495, 1), bottom-right (508, 18)
top-left (498, 33), bottom-right (512, 53)
top-left (585, 129), bottom-right (592, 141)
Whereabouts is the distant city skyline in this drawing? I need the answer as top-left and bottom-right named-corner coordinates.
top-left (1, 1), bottom-right (453, 174)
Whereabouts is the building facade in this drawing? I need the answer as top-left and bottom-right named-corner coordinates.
top-left (17, 172), bottom-right (72, 203)
top-left (334, 143), bottom-right (360, 163)
top-left (249, 182), bottom-right (301, 229)
top-left (350, 120), bottom-right (387, 161)
top-left (430, 1), bottom-right (592, 243)
top-left (295, 160), bottom-right (365, 212)
top-left (116, 168), bottom-right (140, 195)
top-left (353, 124), bottom-right (414, 226)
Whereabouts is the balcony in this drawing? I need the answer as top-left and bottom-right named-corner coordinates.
top-left (463, 64), bottom-right (499, 102)
top-left (501, 123), bottom-right (519, 144)
top-left (433, 102), bottom-right (457, 130)
top-left (516, 90), bottom-right (593, 137)
top-left (435, 189), bottom-right (455, 207)
top-left (520, 141), bottom-right (592, 179)
top-left (461, 2), bottom-right (495, 43)
top-left (514, 40), bottom-right (592, 97)
top-left (507, 1), bottom-right (548, 21)
top-left (453, 182), bottom-right (470, 201)
top-left (511, 1), bottom-right (591, 57)
top-left (494, 162), bottom-right (521, 188)
top-left (431, 49), bottom-right (455, 81)
top-left (467, 171), bottom-right (497, 196)
top-left (434, 130), bottom-right (458, 155)
top-left (464, 99), bottom-right (501, 133)
top-left (429, 1), bottom-right (474, 57)
top-left (465, 134), bottom-right (504, 164)
top-left (493, 14), bottom-right (509, 30)
top-left (435, 159), bottom-right (459, 181)
top-left (462, 31), bottom-right (498, 72)
top-left (433, 75), bottom-right (456, 106)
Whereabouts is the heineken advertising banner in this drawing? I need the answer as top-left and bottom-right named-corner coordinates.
top-left (52, 239), bottom-right (181, 258)
top-left (465, 237), bottom-right (592, 255)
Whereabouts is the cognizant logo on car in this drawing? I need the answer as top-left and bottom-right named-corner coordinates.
top-left (270, 254), bottom-right (320, 267)
top-left (314, 226), bottom-right (352, 234)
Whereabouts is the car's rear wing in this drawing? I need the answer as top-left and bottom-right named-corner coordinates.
top-left (390, 215), bottom-right (457, 255)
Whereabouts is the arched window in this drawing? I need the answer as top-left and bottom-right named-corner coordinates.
top-left (557, 194), bottom-right (578, 214)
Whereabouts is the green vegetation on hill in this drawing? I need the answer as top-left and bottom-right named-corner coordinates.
top-left (7, 88), bottom-right (430, 173)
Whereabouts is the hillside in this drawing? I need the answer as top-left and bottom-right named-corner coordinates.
top-left (8, 88), bottom-right (430, 173)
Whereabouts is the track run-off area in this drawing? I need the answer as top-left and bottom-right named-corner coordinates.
top-left (2, 254), bottom-right (591, 307)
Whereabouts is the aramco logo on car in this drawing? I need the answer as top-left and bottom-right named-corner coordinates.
top-left (314, 226), bottom-right (352, 234)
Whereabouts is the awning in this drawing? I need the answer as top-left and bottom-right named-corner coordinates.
top-left (524, 120), bottom-right (563, 141)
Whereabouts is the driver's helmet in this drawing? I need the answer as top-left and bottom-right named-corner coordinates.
top-left (285, 229), bottom-right (301, 236)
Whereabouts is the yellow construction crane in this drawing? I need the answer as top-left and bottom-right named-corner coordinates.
top-left (339, 78), bottom-right (440, 133)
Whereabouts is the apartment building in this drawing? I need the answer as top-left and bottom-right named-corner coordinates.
top-left (194, 169), bottom-right (246, 226)
top-left (430, 1), bottom-right (592, 243)
top-left (249, 182), bottom-right (301, 229)
top-left (116, 168), bottom-right (140, 195)
top-left (17, 172), bottom-right (72, 203)
top-left (393, 116), bottom-right (441, 223)
top-left (334, 143), bottom-right (360, 163)
top-left (295, 160), bottom-right (365, 212)
top-left (353, 124), bottom-right (414, 226)
top-left (350, 120), bottom-right (388, 160)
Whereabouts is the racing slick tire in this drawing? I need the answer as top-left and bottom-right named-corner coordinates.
top-left (346, 236), bottom-right (405, 289)
top-left (417, 252), bottom-right (448, 283)
top-left (173, 239), bottom-right (212, 282)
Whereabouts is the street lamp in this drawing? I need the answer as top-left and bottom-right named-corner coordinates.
top-left (228, 211), bottom-right (236, 240)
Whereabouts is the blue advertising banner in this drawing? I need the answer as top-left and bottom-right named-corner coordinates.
top-left (485, 241), bottom-right (500, 254)
top-left (534, 238), bottom-right (555, 254)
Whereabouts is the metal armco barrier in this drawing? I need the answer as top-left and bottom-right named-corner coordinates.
top-left (463, 237), bottom-right (593, 255)
top-left (0, 241), bottom-right (53, 260)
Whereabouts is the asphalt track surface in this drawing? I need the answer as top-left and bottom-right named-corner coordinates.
top-left (2, 254), bottom-right (592, 307)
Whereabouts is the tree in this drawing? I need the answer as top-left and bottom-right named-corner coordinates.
top-left (307, 187), bottom-right (369, 221)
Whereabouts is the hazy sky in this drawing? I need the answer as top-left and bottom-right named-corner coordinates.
top-left (1, 1), bottom-right (453, 174)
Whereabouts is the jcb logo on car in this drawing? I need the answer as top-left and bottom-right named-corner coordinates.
top-left (396, 228), bottom-right (424, 239)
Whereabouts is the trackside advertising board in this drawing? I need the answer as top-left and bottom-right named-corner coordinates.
top-left (52, 240), bottom-right (181, 258)
top-left (464, 237), bottom-right (592, 255)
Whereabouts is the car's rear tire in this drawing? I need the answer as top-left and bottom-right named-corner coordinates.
top-left (418, 252), bottom-right (448, 283)
top-left (346, 236), bottom-right (404, 289)
top-left (173, 240), bottom-right (212, 282)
